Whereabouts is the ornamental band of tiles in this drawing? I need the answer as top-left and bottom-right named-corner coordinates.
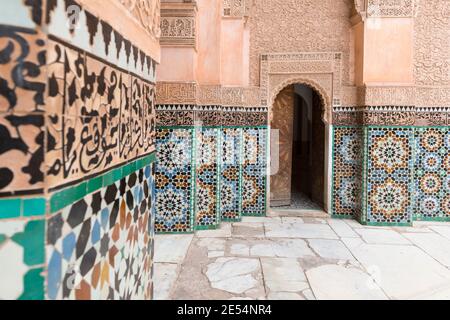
top-left (0, 0), bottom-right (159, 300)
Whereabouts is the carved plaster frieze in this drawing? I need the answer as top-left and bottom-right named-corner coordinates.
top-left (353, 0), bottom-right (417, 18)
top-left (156, 82), bottom-right (197, 105)
top-left (160, 1), bottom-right (197, 47)
top-left (223, 0), bottom-right (250, 18)
top-left (156, 82), bottom-right (261, 107)
top-left (367, 0), bottom-right (416, 18)
top-left (118, 0), bottom-right (161, 39)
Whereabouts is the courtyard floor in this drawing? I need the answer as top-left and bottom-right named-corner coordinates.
top-left (154, 210), bottom-right (450, 300)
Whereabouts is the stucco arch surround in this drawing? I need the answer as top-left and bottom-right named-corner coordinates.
top-left (268, 75), bottom-right (334, 213)
top-left (269, 77), bottom-right (331, 125)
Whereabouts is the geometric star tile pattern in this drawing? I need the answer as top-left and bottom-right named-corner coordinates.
top-left (220, 128), bottom-right (242, 221)
top-left (332, 127), bottom-right (364, 219)
top-left (366, 127), bottom-right (414, 225)
top-left (155, 128), bottom-right (195, 233)
top-left (155, 126), bottom-right (269, 233)
top-left (195, 128), bottom-right (220, 229)
top-left (414, 127), bottom-right (450, 221)
top-left (46, 165), bottom-right (155, 300)
top-left (241, 127), bottom-right (268, 216)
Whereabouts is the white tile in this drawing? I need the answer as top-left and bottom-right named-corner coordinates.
top-left (429, 226), bottom-right (450, 241)
top-left (196, 223), bottom-right (232, 238)
top-left (347, 242), bottom-right (450, 299)
top-left (0, 241), bottom-right (28, 300)
top-left (308, 239), bottom-right (355, 261)
top-left (154, 234), bottom-right (194, 263)
top-left (261, 258), bottom-right (308, 292)
top-left (306, 265), bottom-right (388, 300)
top-left (328, 219), bottom-right (360, 238)
top-left (264, 223), bottom-right (338, 239)
top-left (250, 239), bottom-right (315, 258)
top-left (355, 228), bottom-right (411, 245)
top-left (403, 233), bottom-right (450, 267)
top-left (153, 263), bottom-right (178, 300)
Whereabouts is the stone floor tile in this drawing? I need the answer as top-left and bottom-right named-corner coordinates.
top-left (153, 263), bottom-right (178, 300)
top-left (232, 223), bottom-right (265, 238)
top-left (347, 242), bottom-right (450, 299)
top-left (308, 239), bottom-right (355, 261)
top-left (264, 223), bottom-right (338, 239)
top-left (268, 292), bottom-right (305, 300)
top-left (328, 219), bottom-right (360, 238)
top-left (250, 239), bottom-right (315, 258)
top-left (154, 234), bottom-right (194, 263)
top-left (429, 226), bottom-right (450, 241)
top-left (196, 223), bottom-right (232, 238)
top-left (241, 216), bottom-right (282, 223)
top-left (355, 228), bottom-right (411, 245)
top-left (206, 258), bottom-right (261, 294)
top-left (261, 258), bottom-right (308, 292)
top-left (306, 265), bottom-right (388, 300)
top-left (403, 233), bottom-right (450, 267)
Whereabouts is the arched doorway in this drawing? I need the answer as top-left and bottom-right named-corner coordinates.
top-left (269, 83), bottom-right (328, 212)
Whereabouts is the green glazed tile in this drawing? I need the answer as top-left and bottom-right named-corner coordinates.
top-left (18, 267), bottom-right (45, 300)
top-left (73, 182), bottom-right (87, 201)
top-left (123, 162), bottom-right (133, 176)
top-left (103, 170), bottom-right (116, 186)
top-left (0, 199), bottom-right (21, 219)
top-left (23, 198), bottom-right (46, 217)
top-left (0, 234), bottom-right (6, 245)
top-left (12, 220), bottom-right (45, 266)
top-left (87, 176), bottom-right (103, 193)
top-left (113, 167), bottom-right (123, 182)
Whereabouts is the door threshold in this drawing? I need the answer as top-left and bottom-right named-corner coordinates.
top-left (268, 208), bottom-right (330, 218)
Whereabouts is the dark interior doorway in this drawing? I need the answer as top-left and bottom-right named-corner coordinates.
top-left (271, 84), bottom-right (325, 210)
top-left (292, 85), bottom-right (325, 210)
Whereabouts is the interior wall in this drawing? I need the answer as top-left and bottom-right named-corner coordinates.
top-left (0, 0), bottom-right (159, 300)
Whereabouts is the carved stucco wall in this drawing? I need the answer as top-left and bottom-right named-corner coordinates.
top-left (414, 0), bottom-right (450, 87)
top-left (248, 0), bottom-right (354, 87)
top-left (119, 0), bottom-right (161, 40)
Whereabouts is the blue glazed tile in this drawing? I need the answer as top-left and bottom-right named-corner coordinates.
top-left (62, 232), bottom-right (76, 261)
top-left (47, 250), bottom-right (62, 300)
top-left (101, 208), bottom-right (109, 230)
top-left (91, 220), bottom-right (101, 245)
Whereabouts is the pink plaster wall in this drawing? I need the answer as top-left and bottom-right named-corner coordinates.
top-left (221, 18), bottom-right (244, 86)
top-left (363, 18), bottom-right (414, 84)
top-left (157, 47), bottom-right (197, 82)
top-left (196, 0), bottom-right (222, 84)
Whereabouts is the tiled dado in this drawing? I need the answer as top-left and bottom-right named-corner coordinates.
top-left (0, 153), bottom-right (156, 300)
top-left (332, 127), bottom-right (364, 220)
top-left (155, 123), bottom-right (268, 233)
top-left (414, 127), bottom-right (450, 222)
top-left (46, 162), bottom-right (155, 300)
top-left (332, 125), bottom-right (450, 226)
top-left (365, 127), bottom-right (414, 226)
top-left (332, 126), bottom-right (414, 226)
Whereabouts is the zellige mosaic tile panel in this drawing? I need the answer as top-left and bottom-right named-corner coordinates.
top-left (195, 128), bottom-right (220, 229)
top-left (155, 128), bottom-right (195, 233)
top-left (332, 127), bottom-right (364, 219)
top-left (220, 128), bottom-right (242, 221)
top-left (414, 127), bottom-right (450, 221)
top-left (366, 127), bottom-right (414, 225)
top-left (242, 127), bottom-right (268, 216)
